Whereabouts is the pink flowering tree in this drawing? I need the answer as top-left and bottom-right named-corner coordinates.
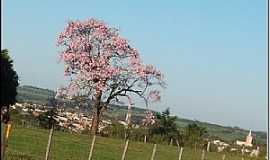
top-left (56, 18), bottom-right (164, 135)
top-left (142, 110), bottom-right (156, 127)
top-left (142, 110), bottom-right (156, 142)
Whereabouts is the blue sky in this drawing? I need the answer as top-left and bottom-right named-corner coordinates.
top-left (2, 0), bottom-right (267, 131)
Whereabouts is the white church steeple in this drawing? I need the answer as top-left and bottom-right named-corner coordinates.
top-left (245, 130), bottom-right (253, 146)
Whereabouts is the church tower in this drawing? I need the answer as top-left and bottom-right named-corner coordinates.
top-left (245, 130), bottom-right (253, 146)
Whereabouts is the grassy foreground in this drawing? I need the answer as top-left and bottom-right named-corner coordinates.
top-left (2, 125), bottom-right (263, 160)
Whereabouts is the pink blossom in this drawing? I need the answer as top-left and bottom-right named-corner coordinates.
top-left (142, 110), bottom-right (155, 126)
top-left (55, 87), bottom-right (67, 99)
top-left (148, 90), bottom-right (161, 102)
top-left (57, 18), bottom-right (164, 105)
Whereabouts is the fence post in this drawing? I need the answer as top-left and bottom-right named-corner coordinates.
top-left (1, 123), bottom-right (12, 160)
top-left (169, 138), bottom-right (173, 146)
top-left (200, 149), bottom-right (205, 160)
top-left (1, 123), bottom-right (3, 160)
top-left (151, 144), bottom-right (157, 160)
top-left (176, 140), bottom-right (180, 149)
top-left (222, 154), bottom-right (226, 160)
top-left (144, 135), bottom-right (147, 143)
top-left (178, 147), bottom-right (184, 160)
top-left (45, 125), bottom-right (54, 160)
top-left (88, 135), bottom-right (97, 160)
top-left (121, 139), bottom-right (129, 160)
top-left (207, 142), bottom-right (210, 152)
top-left (241, 147), bottom-right (245, 160)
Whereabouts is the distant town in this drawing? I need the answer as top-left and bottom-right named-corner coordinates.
top-left (9, 102), bottom-right (261, 157)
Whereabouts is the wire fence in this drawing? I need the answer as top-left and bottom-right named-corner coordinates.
top-left (2, 123), bottom-right (265, 160)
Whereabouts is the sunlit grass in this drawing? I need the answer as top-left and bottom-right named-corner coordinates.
top-left (3, 125), bottom-right (264, 160)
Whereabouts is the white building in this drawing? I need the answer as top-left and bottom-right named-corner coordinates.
top-left (236, 130), bottom-right (253, 147)
top-left (213, 140), bottom-right (229, 147)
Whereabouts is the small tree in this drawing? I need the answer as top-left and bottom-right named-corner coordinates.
top-left (37, 107), bottom-right (58, 129)
top-left (56, 18), bottom-right (164, 135)
top-left (0, 49), bottom-right (19, 159)
top-left (0, 49), bottom-right (19, 123)
top-left (151, 108), bottom-right (178, 144)
top-left (184, 123), bottom-right (207, 149)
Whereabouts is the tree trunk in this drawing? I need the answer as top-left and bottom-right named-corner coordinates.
top-left (124, 123), bottom-right (132, 141)
top-left (124, 102), bottom-right (132, 140)
top-left (91, 108), bottom-right (100, 135)
top-left (91, 91), bottom-right (102, 135)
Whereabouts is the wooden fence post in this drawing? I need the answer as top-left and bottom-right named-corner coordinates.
top-left (178, 147), bottom-right (184, 160)
top-left (200, 150), bottom-right (205, 160)
top-left (121, 139), bottom-right (129, 160)
top-left (241, 147), bottom-right (245, 160)
top-left (222, 154), bottom-right (226, 160)
top-left (88, 135), bottom-right (97, 160)
top-left (45, 125), bottom-right (54, 160)
top-left (144, 135), bottom-right (147, 143)
top-left (169, 138), bottom-right (173, 146)
top-left (1, 123), bottom-right (3, 160)
top-left (1, 123), bottom-right (12, 160)
top-left (207, 142), bottom-right (210, 152)
top-left (176, 140), bottom-right (180, 149)
top-left (150, 144), bottom-right (157, 160)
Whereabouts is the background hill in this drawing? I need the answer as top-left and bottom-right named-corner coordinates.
top-left (16, 85), bottom-right (267, 145)
top-left (16, 85), bottom-right (55, 104)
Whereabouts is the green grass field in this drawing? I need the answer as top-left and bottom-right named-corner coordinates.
top-left (2, 125), bottom-right (265, 160)
top-left (16, 85), bottom-right (267, 146)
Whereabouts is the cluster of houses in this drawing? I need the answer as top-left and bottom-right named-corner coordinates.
top-left (11, 102), bottom-right (48, 115)
top-left (211, 130), bottom-right (260, 157)
top-left (11, 103), bottom-right (113, 133)
top-left (54, 108), bottom-right (112, 133)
